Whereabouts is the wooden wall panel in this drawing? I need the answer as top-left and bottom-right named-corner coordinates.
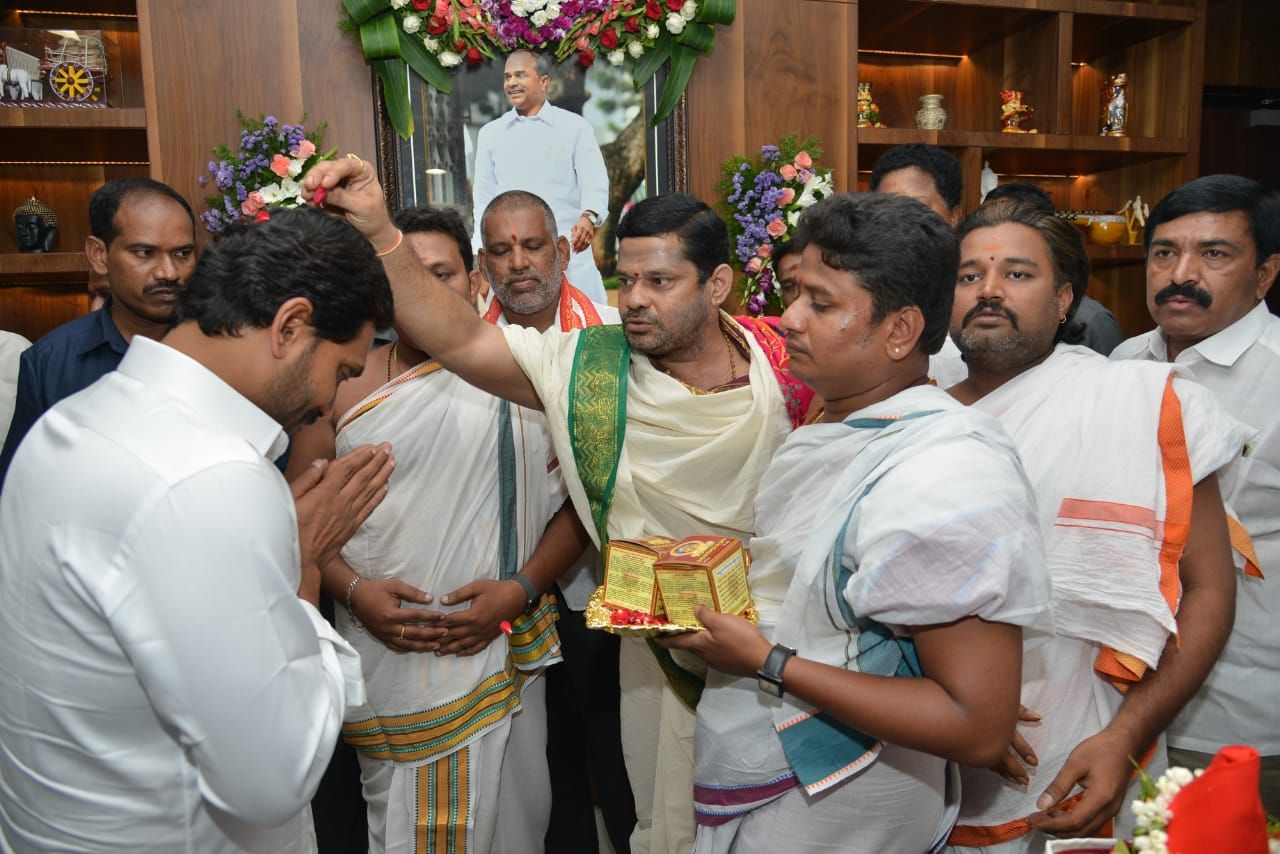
top-left (686, 0), bottom-right (855, 204)
top-left (0, 285), bottom-right (88, 342)
top-left (138, 0), bottom-right (375, 231)
top-left (1203, 0), bottom-right (1280, 88)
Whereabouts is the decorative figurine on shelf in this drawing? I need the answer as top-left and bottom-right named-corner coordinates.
top-left (13, 195), bottom-right (58, 253)
top-left (856, 82), bottom-right (885, 128)
top-left (1100, 72), bottom-right (1129, 137)
top-left (1000, 89), bottom-right (1038, 133)
top-left (915, 94), bottom-right (947, 130)
top-left (980, 161), bottom-right (999, 202)
top-left (1120, 195), bottom-right (1149, 245)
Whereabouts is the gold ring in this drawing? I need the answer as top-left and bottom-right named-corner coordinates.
top-left (399, 625), bottom-right (405, 640)
top-left (346, 152), bottom-right (365, 167)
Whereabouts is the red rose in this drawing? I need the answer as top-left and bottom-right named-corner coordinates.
top-left (454, 38), bottom-right (466, 51)
top-left (466, 46), bottom-right (482, 65)
top-left (625, 15), bottom-right (640, 32)
top-left (600, 27), bottom-right (619, 49)
top-left (577, 47), bottom-right (595, 68)
top-left (666, 0), bottom-right (683, 10)
top-left (645, 1), bottom-right (662, 20)
top-left (254, 209), bottom-right (271, 223)
top-left (411, 0), bottom-right (430, 9)
top-left (427, 16), bottom-right (448, 34)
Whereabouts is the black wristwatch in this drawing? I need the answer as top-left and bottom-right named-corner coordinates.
top-left (582, 209), bottom-right (601, 227)
top-left (511, 573), bottom-right (540, 614)
top-left (756, 643), bottom-right (797, 698)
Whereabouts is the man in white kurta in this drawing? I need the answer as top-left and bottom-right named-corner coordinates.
top-left (1110, 174), bottom-right (1280, 813)
top-left (0, 339), bottom-right (366, 852)
top-left (946, 201), bottom-right (1247, 852)
top-left (692, 385), bottom-right (1050, 854)
top-left (472, 51), bottom-right (609, 302)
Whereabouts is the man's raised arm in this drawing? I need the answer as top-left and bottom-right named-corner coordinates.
top-left (304, 157), bottom-right (543, 411)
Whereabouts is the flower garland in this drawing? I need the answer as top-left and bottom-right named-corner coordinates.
top-left (718, 135), bottom-right (833, 316)
top-left (198, 112), bottom-right (334, 234)
top-left (342, 0), bottom-right (735, 138)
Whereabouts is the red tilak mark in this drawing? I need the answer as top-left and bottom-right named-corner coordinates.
top-left (312, 186), bottom-right (327, 207)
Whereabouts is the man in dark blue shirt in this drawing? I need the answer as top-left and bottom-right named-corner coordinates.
top-left (0, 178), bottom-right (197, 486)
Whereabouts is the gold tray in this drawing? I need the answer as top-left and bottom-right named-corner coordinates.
top-left (584, 587), bottom-right (759, 638)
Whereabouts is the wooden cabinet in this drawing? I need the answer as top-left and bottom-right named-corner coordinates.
top-left (687, 0), bottom-right (1208, 336)
top-left (0, 0), bottom-right (375, 341)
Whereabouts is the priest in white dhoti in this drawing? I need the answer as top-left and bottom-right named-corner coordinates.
top-left (287, 205), bottom-right (600, 854)
top-left (660, 193), bottom-right (1051, 854)
top-left (945, 200), bottom-right (1247, 852)
top-left (304, 157), bottom-right (815, 854)
top-left (472, 49), bottom-right (610, 303)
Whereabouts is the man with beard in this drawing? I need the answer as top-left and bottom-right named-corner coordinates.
top-left (288, 200), bottom-right (610, 853)
top-left (1111, 175), bottom-right (1280, 814)
top-left (0, 207), bottom-right (394, 852)
top-left (0, 178), bottom-right (197, 486)
top-left (472, 50), bottom-right (610, 303)
top-left (305, 157), bottom-right (812, 854)
top-left (946, 199), bottom-right (1245, 852)
top-left (473, 190), bottom-right (636, 854)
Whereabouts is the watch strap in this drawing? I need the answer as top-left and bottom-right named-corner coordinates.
top-left (511, 573), bottom-right (540, 613)
top-left (757, 643), bottom-right (796, 697)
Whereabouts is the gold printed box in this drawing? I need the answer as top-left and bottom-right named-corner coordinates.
top-left (652, 536), bottom-right (750, 627)
top-left (600, 536), bottom-right (676, 617)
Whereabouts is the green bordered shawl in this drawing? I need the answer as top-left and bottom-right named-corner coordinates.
top-left (568, 325), bottom-right (705, 710)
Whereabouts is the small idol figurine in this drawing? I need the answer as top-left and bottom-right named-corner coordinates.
top-left (13, 195), bottom-right (58, 253)
top-left (1000, 90), bottom-right (1038, 134)
top-left (856, 82), bottom-right (884, 129)
top-left (1100, 73), bottom-right (1128, 137)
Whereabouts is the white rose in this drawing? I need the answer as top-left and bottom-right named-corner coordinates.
top-left (681, 1), bottom-right (697, 20)
top-left (645, 22), bottom-right (660, 39)
top-left (278, 177), bottom-right (301, 202)
top-left (423, 36), bottom-right (439, 52)
top-left (287, 157), bottom-right (305, 178)
top-left (402, 13), bottom-right (421, 34)
top-left (665, 13), bottom-right (685, 34)
top-left (258, 183), bottom-right (284, 204)
top-left (390, 0), bottom-right (409, 8)
top-left (511, 1), bottom-right (528, 16)
top-left (531, 10), bottom-right (548, 26)
top-left (439, 51), bottom-right (463, 68)
top-left (627, 41), bottom-right (644, 58)
top-left (546, 3), bottom-right (561, 17)
top-left (607, 49), bottom-right (625, 66)
top-left (786, 209), bottom-right (801, 227)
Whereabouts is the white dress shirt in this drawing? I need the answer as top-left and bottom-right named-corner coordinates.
top-left (0, 330), bottom-right (30, 438)
top-left (0, 336), bottom-right (363, 853)
top-left (1112, 301), bottom-right (1280, 755)
top-left (472, 103), bottom-right (611, 302)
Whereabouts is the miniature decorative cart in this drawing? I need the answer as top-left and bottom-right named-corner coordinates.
top-left (1, 31), bottom-right (113, 106)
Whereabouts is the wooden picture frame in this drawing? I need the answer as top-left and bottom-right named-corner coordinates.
top-left (371, 61), bottom-right (689, 281)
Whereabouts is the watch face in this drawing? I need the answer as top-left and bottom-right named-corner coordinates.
top-left (757, 675), bottom-right (782, 698)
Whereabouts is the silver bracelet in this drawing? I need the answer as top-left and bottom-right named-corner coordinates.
top-left (345, 576), bottom-right (364, 629)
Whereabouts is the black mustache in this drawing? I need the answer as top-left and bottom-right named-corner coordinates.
top-left (962, 298), bottom-right (1019, 330)
top-left (623, 310), bottom-right (657, 323)
top-left (1154, 281), bottom-right (1213, 309)
top-left (143, 281), bottom-right (183, 293)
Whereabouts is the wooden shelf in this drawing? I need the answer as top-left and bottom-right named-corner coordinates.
top-left (0, 107), bottom-right (147, 130)
top-left (855, 128), bottom-right (1186, 174)
top-left (0, 252), bottom-right (90, 285)
top-left (1087, 243), bottom-right (1146, 269)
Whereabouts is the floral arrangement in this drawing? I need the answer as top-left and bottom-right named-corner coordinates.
top-left (718, 135), bottom-right (833, 315)
top-left (198, 113), bottom-right (333, 235)
top-left (342, 0), bottom-right (735, 138)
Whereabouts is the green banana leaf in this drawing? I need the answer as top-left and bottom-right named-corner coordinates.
top-left (373, 57), bottom-right (413, 138)
top-left (631, 33), bottom-right (672, 88)
top-left (650, 41), bottom-right (699, 126)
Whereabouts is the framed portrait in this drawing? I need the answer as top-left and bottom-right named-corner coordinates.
top-left (372, 57), bottom-right (688, 283)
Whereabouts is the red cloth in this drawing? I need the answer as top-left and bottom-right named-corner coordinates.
top-left (1167, 745), bottom-right (1269, 854)
top-left (734, 315), bottom-right (814, 429)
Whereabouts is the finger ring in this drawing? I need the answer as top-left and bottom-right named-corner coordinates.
top-left (399, 625), bottom-right (406, 640)
top-left (346, 153), bottom-right (364, 165)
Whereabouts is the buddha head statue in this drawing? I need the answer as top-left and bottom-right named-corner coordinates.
top-left (14, 195), bottom-right (57, 253)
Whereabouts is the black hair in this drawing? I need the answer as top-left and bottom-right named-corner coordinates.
top-left (615, 193), bottom-right (729, 283)
top-left (507, 49), bottom-right (551, 78)
top-left (957, 198), bottom-right (1090, 346)
top-left (174, 207), bottom-right (394, 343)
top-left (394, 204), bottom-right (474, 272)
top-left (478, 190), bottom-right (559, 252)
top-left (794, 193), bottom-right (958, 355)
top-left (89, 178), bottom-right (196, 246)
top-left (1145, 174), bottom-right (1280, 266)
top-left (773, 238), bottom-right (799, 265)
top-left (869, 143), bottom-right (963, 211)
top-left (983, 182), bottom-right (1055, 213)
